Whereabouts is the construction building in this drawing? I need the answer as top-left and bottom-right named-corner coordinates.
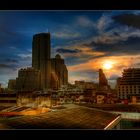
top-left (117, 68), bottom-right (140, 102)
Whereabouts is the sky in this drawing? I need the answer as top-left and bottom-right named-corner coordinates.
top-left (1, 10), bottom-right (140, 88)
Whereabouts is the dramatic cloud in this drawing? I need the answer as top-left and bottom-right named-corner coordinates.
top-left (67, 54), bottom-right (140, 84)
top-left (56, 48), bottom-right (81, 54)
top-left (1, 11), bottom-right (140, 87)
top-left (55, 45), bottom-right (106, 66)
top-left (97, 14), bottom-right (113, 32)
top-left (17, 53), bottom-right (32, 60)
top-left (76, 16), bottom-right (95, 27)
top-left (0, 63), bottom-right (18, 77)
top-left (113, 14), bottom-right (140, 29)
top-left (0, 64), bottom-right (12, 69)
top-left (5, 58), bottom-right (18, 64)
top-left (92, 36), bottom-right (140, 55)
top-left (52, 30), bottom-right (81, 39)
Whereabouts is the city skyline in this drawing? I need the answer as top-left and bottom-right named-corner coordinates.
top-left (1, 11), bottom-right (140, 87)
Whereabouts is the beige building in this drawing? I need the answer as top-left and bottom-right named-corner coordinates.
top-left (117, 68), bottom-right (140, 100)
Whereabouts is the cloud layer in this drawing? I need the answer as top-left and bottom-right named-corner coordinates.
top-left (1, 11), bottom-right (140, 88)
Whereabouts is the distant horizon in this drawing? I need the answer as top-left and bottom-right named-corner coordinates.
top-left (1, 10), bottom-right (140, 88)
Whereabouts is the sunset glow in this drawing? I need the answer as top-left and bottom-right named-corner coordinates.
top-left (103, 61), bottom-right (113, 70)
top-left (1, 11), bottom-right (140, 88)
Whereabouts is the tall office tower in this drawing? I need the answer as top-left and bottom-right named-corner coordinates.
top-left (117, 68), bottom-right (140, 100)
top-left (99, 69), bottom-right (108, 89)
top-left (32, 33), bottom-right (51, 90)
top-left (51, 54), bottom-right (68, 89)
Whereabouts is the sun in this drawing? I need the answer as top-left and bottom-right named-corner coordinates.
top-left (103, 61), bottom-right (113, 70)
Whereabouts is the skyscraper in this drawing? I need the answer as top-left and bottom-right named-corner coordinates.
top-left (32, 33), bottom-right (51, 90)
top-left (16, 32), bottom-right (68, 92)
top-left (51, 54), bottom-right (68, 89)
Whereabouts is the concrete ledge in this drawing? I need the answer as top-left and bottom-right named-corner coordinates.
top-left (104, 116), bottom-right (121, 130)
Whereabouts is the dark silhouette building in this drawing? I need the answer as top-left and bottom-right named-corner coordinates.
top-left (51, 54), bottom-right (68, 89)
top-left (16, 67), bottom-right (41, 92)
top-left (16, 32), bottom-right (68, 92)
top-left (98, 69), bottom-right (111, 91)
top-left (99, 69), bottom-right (108, 87)
top-left (32, 33), bottom-right (51, 90)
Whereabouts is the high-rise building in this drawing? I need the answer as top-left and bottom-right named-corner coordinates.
top-left (16, 32), bottom-right (68, 92)
top-left (51, 54), bottom-right (68, 89)
top-left (32, 33), bottom-right (51, 90)
top-left (117, 68), bottom-right (140, 100)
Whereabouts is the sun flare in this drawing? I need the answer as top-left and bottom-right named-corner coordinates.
top-left (103, 61), bottom-right (113, 70)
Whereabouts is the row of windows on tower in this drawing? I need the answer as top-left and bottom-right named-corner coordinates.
top-left (118, 86), bottom-right (140, 89)
top-left (118, 89), bottom-right (140, 93)
top-left (118, 85), bottom-right (140, 88)
top-left (118, 91), bottom-right (140, 94)
top-left (118, 88), bottom-right (140, 91)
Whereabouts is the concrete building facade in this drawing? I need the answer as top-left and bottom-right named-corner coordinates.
top-left (117, 68), bottom-right (140, 100)
top-left (16, 67), bottom-right (41, 92)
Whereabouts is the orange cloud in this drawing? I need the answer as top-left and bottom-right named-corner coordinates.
top-left (68, 54), bottom-right (140, 83)
top-left (62, 45), bottom-right (106, 58)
